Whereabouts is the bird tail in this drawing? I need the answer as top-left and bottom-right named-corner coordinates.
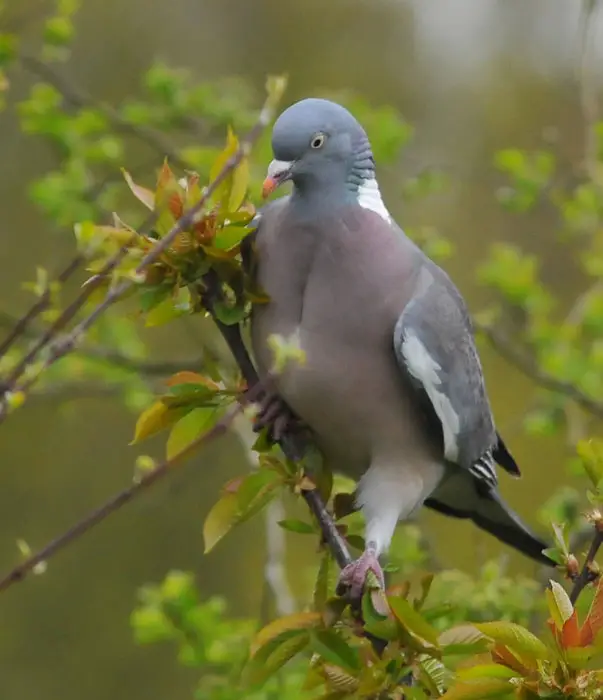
top-left (469, 488), bottom-right (554, 566)
top-left (425, 476), bottom-right (554, 567)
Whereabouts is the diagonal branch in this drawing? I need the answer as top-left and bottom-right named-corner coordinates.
top-left (570, 526), bottom-right (603, 604)
top-left (476, 323), bottom-right (603, 418)
top-left (19, 53), bottom-right (190, 170)
top-left (0, 254), bottom-right (84, 359)
top-left (0, 383), bottom-right (259, 593)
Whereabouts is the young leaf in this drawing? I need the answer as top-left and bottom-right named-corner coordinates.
top-left (250, 612), bottom-right (322, 656)
top-left (439, 625), bottom-right (489, 657)
top-left (419, 656), bottom-right (451, 695)
top-left (474, 622), bottom-right (550, 664)
top-left (236, 469), bottom-right (283, 524)
top-left (213, 225), bottom-right (247, 250)
top-left (546, 580), bottom-right (574, 630)
top-left (278, 519), bottom-right (315, 534)
top-left (165, 371), bottom-right (217, 388)
top-left (440, 678), bottom-right (513, 700)
top-left (203, 493), bottom-right (239, 553)
top-left (131, 401), bottom-right (183, 443)
top-left (122, 169), bottom-right (155, 209)
top-left (581, 575), bottom-right (603, 645)
top-left (310, 630), bottom-right (360, 673)
top-left (244, 629), bottom-right (310, 689)
top-left (456, 665), bottom-right (518, 681)
top-left (313, 551), bottom-right (332, 611)
top-left (228, 156), bottom-right (249, 212)
top-left (388, 593), bottom-right (440, 648)
top-left (145, 296), bottom-right (187, 327)
top-left (166, 407), bottom-right (215, 460)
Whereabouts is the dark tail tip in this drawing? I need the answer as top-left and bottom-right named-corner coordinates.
top-left (493, 432), bottom-right (521, 477)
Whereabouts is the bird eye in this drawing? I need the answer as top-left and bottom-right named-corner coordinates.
top-left (310, 133), bottom-right (326, 149)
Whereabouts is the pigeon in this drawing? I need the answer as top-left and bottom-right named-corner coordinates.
top-left (246, 97), bottom-right (553, 599)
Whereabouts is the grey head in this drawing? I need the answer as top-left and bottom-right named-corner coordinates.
top-left (261, 98), bottom-right (376, 208)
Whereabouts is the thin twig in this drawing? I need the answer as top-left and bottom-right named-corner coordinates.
top-left (570, 527), bottom-right (603, 604)
top-left (0, 387), bottom-right (256, 593)
top-left (19, 53), bottom-right (191, 170)
top-left (0, 311), bottom-right (203, 377)
top-left (477, 323), bottom-right (603, 418)
top-left (0, 254), bottom-right (84, 359)
top-left (0, 86), bottom-right (279, 421)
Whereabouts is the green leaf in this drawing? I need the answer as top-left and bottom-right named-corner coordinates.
top-left (244, 629), bottom-right (310, 689)
top-left (131, 401), bottom-right (185, 444)
top-left (250, 612), bottom-right (322, 656)
top-left (145, 295), bottom-right (187, 327)
top-left (546, 580), bottom-right (573, 631)
top-left (203, 492), bottom-right (238, 554)
top-left (440, 678), bottom-right (513, 700)
top-left (474, 622), bottom-right (550, 663)
top-left (138, 284), bottom-right (172, 313)
top-left (203, 469), bottom-right (283, 553)
top-left (313, 552), bottom-right (332, 611)
top-left (213, 299), bottom-right (248, 325)
top-left (419, 656), bottom-right (451, 695)
top-left (439, 625), bottom-right (489, 657)
top-left (310, 630), bottom-right (360, 673)
top-left (388, 594), bottom-right (440, 648)
top-left (166, 407), bottom-right (215, 460)
top-left (456, 665), bottom-right (518, 681)
top-left (278, 519), bottom-right (315, 534)
top-left (236, 469), bottom-right (282, 524)
top-left (228, 157), bottom-right (249, 212)
top-left (577, 438), bottom-right (603, 488)
top-left (213, 225), bottom-right (247, 250)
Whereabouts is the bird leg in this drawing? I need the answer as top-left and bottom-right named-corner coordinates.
top-left (253, 390), bottom-right (303, 443)
top-left (336, 542), bottom-right (385, 602)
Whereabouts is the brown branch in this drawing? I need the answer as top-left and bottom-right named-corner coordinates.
top-left (19, 53), bottom-right (191, 171)
top-left (0, 387), bottom-right (254, 593)
top-left (0, 254), bottom-right (84, 359)
top-left (0, 312), bottom-right (203, 377)
top-left (0, 79), bottom-right (283, 419)
top-left (570, 526), bottom-right (603, 604)
top-left (477, 323), bottom-right (603, 418)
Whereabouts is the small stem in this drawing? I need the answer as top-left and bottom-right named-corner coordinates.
top-left (570, 528), bottom-right (603, 605)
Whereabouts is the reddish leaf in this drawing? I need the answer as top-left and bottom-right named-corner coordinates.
top-left (122, 169), bottom-right (154, 209)
top-left (561, 610), bottom-right (582, 648)
top-left (582, 575), bottom-right (603, 644)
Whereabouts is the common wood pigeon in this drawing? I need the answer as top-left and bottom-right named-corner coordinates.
top-left (247, 97), bottom-right (553, 598)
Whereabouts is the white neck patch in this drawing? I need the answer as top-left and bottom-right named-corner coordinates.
top-left (357, 177), bottom-right (392, 223)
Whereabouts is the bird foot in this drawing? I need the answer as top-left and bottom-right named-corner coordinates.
top-left (336, 548), bottom-right (385, 602)
top-left (253, 391), bottom-right (302, 443)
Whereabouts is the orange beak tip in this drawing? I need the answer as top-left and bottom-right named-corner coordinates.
top-left (261, 177), bottom-right (277, 199)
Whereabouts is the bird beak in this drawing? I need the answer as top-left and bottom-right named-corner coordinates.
top-left (262, 159), bottom-right (293, 198)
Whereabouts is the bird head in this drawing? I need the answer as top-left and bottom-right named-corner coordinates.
top-left (262, 98), bottom-right (373, 199)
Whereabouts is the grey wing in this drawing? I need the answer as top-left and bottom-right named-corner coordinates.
top-left (393, 264), bottom-right (504, 489)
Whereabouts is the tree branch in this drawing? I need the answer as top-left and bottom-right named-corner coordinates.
top-left (0, 387), bottom-right (255, 593)
top-left (19, 53), bottom-right (191, 170)
top-left (476, 323), bottom-right (603, 418)
top-left (0, 254), bottom-right (84, 359)
top-left (570, 525), bottom-right (603, 604)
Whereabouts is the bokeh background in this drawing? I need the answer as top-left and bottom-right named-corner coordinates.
top-left (1, 0), bottom-right (603, 698)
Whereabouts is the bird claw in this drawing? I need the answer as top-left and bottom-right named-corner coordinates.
top-left (253, 391), bottom-right (301, 442)
top-left (336, 549), bottom-right (385, 602)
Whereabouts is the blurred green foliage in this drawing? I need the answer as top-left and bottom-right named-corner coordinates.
top-left (2, 1), bottom-right (603, 698)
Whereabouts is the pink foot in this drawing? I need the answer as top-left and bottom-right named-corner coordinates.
top-left (337, 548), bottom-right (385, 601)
